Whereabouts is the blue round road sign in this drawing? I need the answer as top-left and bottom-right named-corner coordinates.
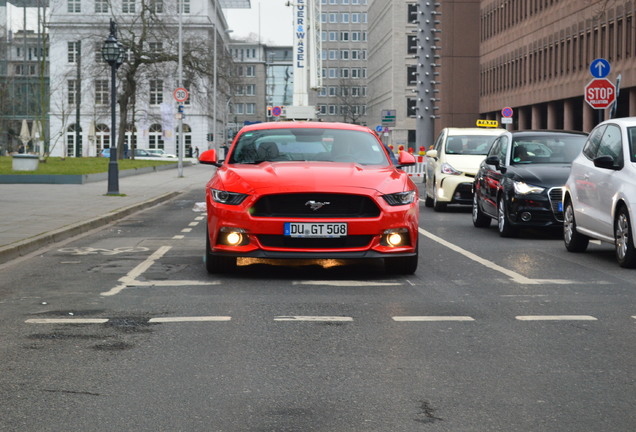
top-left (501, 107), bottom-right (513, 118)
top-left (590, 58), bottom-right (610, 78)
top-left (272, 106), bottom-right (282, 117)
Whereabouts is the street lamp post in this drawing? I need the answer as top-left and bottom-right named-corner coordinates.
top-left (101, 19), bottom-right (125, 195)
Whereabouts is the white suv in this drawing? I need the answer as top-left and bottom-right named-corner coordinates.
top-left (563, 117), bottom-right (636, 268)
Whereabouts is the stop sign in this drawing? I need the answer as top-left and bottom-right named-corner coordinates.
top-left (585, 78), bottom-right (616, 109)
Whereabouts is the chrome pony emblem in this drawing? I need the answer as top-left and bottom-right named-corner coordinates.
top-left (305, 200), bottom-right (330, 211)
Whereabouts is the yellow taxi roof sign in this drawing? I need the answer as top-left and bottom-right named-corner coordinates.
top-left (476, 119), bottom-right (499, 128)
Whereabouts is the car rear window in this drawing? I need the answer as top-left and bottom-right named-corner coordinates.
top-left (445, 135), bottom-right (499, 155)
top-left (229, 128), bottom-right (390, 166)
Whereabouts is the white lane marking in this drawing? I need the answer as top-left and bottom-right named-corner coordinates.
top-left (172, 235), bottom-right (185, 239)
top-left (188, 222), bottom-right (198, 227)
top-left (392, 316), bottom-right (475, 322)
top-left (274, 316), bottom-right (353, 322)
top-left (294, 280), bottom-right (400, 287)
top-left (26, 318), bottom-right (109, 324)
top-left (516, 315), bottom-right (598, 321)
top-left (195, 216), bottom-right (205, 221)
top-left (149, 316), bottom-right (231, 323)
top-left (181, 228), bottom-right (192, 233)
top-left (418, 227), bottom-right (576, 285)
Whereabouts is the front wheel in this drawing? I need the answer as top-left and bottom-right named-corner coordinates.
top-left (385, 243), bottom-right (419, 275)
top-left (205, 227), bottom-right (237, 274)
top-left (615, 206), bottom-right (636, 268)
top-left (472, 190), bottom-right (491, 228)
top-left (497, 195), bottom-right (518, 237)
top-left (433, 183), bottom-right (447, 212)
top-left (563, 200), bottom-right (589, 252)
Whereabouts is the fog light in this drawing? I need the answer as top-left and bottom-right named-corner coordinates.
top-left (219, 227), bottom-right (248, 246)
top-left (381, 228), bottom-right (410, 247)
top-left (520, 212), bottom-right (532, 222)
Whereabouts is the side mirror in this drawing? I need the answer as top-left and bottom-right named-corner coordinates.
top-left (593, 155), bottom-right (619, 170)
top-left (199, 149), bottom-right (221, 167)
top-left (485, 155), bottom-right (500, 167)
top-left (426, 149), bottom-right (438, 159)
top-left (397, 151), bottom-right (417, 167)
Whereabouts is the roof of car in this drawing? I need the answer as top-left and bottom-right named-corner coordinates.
top-left (509, 130), bottom-right (588, 137)
top-left (237, 121), bottom-right (373, 134)
top-left (444, 127), bottom-right (506, 136)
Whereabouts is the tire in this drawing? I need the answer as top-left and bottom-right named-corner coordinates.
top-left (205, 227), bottom-right (237, 274)
top-left (385, 242), bottom-right (419, 275)
top-left (433, 183), bottom-right (447, 212)
top-left (563, 199), bottom-right (589, 253)
top-left (472, 190), bottom-right (491, 228)
top-left (497, 194), bottom-right (518, 237)
top-left (615, 205), bottom-right (636, 268)
top-left (424, 194), bottom-right (434, 208)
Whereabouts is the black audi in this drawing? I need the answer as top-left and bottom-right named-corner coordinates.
top-left (472, 130), bottom-right (588, 237)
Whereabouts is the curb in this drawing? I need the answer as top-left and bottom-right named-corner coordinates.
top-left (0, 190), bottom-right (183, 265)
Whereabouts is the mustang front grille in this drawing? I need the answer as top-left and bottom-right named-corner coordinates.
top-left (257, 235), bottom-right (374, 249)
top-left (251, 193), bottom-right (381, 218)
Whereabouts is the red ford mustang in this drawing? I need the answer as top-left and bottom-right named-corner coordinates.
top-left (199, 121), bottom-right (420, 274)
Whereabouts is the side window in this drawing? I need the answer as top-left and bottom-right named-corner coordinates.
top-left (497, 135), bottom-right (509, 163)
top-left (598, 124), bottom-right (624, 168)
top-left (488, 138), bottom-right (501, 158)
top-left (628, 127), bottom-right (636, 163)
top-left (582, 124), bottom-right (606, 159)
top-left (433, 131), bottom-right (445, 152)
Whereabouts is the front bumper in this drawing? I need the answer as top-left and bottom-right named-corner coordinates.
top-left (437, 175), bottom-right (475, 204)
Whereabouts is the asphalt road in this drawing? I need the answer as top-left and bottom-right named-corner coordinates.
top-left (0, 192), bottom-right (634, 431)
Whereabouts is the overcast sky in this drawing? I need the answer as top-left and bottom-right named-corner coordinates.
top-left (224, 0), bottom-right (294, 46)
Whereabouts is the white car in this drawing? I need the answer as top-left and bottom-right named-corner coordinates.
top-left (563, 117), bottom-right (636, 268)
top-left (147, 149), bottom-right (177, 158)
top-left (424, 127), bottom-right (505, 211)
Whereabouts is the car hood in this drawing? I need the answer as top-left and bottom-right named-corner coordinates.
top-left (508, 164), bottom-right (572, 187)
top-left (444, 154), bottom-right (487, 175)
top-left (212, 162), bottom-right (412, 194)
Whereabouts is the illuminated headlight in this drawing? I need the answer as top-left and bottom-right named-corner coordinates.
top-left (513, 181), bottom-right (545, 195)
top-left (440, 163), bottom-right (462, 175)
top-left (381, 228), bottom-right (411, 247)
top-left (218, 227), bottom-right (249, 246)
top-left (211, 188), bottom-right (248, 205)
top-left (382, 190), bottom-right (417, 206)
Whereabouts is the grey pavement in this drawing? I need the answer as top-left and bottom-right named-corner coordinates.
top-left (0, 163), bottom-right (214, 265)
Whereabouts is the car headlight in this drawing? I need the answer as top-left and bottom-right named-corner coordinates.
top-left (513, 181), bottom-right (545, 195)
top-left (440, 163), bottom-right (462, 175)
top-left (382, 190), bottom-right (417, 206)
top-left (210, 188), bottom-right (248, 205)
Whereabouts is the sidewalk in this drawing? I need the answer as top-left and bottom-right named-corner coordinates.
top-left (0, 163), bottom-right (214, 265)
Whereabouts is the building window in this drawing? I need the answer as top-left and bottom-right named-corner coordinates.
top-left (95, 0), bottom-right (109, 13)
top-left (340, 32), bottom-right (349, 41)
top-left (246, 66), bottom-right (255, 77)
top-left (235, 103), bottom-right (244, 115)
top-left (178, 0), bottom-right (191, 13)
top-left (67, 0), bottom-right (80, 13)
top-left (150, 80), bottom-right (164, 105)
top-left (149, 124), bottom-right (164, 149)
top-left (407, 65), bottom-right (417, 85)
top-left (151, 0), bottom-right (164, 13)
top-left (407, 4), bottom-right (418, 23)
top-left (246, 103), bottom-right (255, 115)
top-left (95, 80), bottom-right (109, 105)
top-left (341, 13), bottom-right (349, 23)
top-left (329, 50), bottom-right (338, 60)
top-left (329, 32), bottom-right (337, 41)
top-left (123, 0), bottom-right (136, 13)
top-left (246, 84), bottom-right (256, 96)
top-left (329, 13), bottom-right (337, 23)
top-left (407, 98), bottom-right (417, 117)
top-left (68, 41), bottom-right (80, 63)
top-left (68, 79), bottom-right (78, 105)
top-left (407, 35), bottom-right (418, 54)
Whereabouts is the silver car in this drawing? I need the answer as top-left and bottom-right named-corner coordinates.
top-left (563, 117), bottom-right (636, 268)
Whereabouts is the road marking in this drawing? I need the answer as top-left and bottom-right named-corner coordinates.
top-left (392, 316), bottom-right (475, 322)
top-left (172, 235), bottom-right (185, 239)
top-left (26, 318), bottom-right (109, 324)
top-left (195, 216), bottom-right (205, 221)
top-left (149, 316), bottom-right (231, 323)
top-left (294, 280), bottom-right (401, 287)
top-left (418, 227), bottom-right (576, 285)
top-left (188, 222), bottom-right (198, 227)
top-left (274, 316), bottom-right (353, 322)
top-left (516, 315), bottom-right (598, 321)
top-left (181, 228), bottom-right (192, 233)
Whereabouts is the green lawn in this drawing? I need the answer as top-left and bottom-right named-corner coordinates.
top-left (0, 156), bottom-right (177, 175)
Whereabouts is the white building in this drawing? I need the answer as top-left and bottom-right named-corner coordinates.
top-left (47, 0), bottom-right (242, 158)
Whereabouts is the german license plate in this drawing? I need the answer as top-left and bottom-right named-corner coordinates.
top-left (284, 222), bottom-right (348, 238)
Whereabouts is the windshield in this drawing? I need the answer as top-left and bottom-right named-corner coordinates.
top-left (511, 135), bottom-right (586, 164)
top-left (445, 135), bottom-right (500, 155)
top-left (228, 128), bottom-right (390, 166)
